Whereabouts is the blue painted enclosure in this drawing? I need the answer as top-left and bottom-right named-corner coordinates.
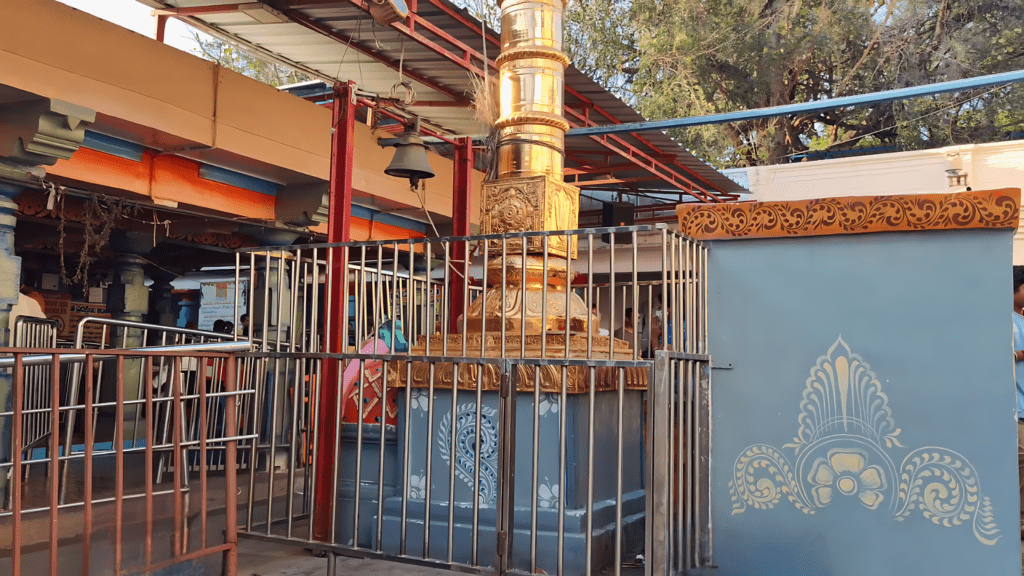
top-left (706, 229), bottom-right (1020, 576)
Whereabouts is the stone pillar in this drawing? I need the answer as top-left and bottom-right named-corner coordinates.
top-left (0, 96), bottom-right (94, 506)
top-left (0, 174), bottom-right (28, 496)
top-left (103, 254), bottom-right (149, 439)
top-left (149, 274), bottom-right (177, 329)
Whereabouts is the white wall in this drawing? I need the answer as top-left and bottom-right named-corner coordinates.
top-left (722, 140), bottom-right (1024, 262)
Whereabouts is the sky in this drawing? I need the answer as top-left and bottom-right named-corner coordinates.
top-left (56, 0), bottom-right (202, 54)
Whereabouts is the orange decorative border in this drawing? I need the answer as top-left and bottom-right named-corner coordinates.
top-left (676, 188), bottom-right (1021, 240)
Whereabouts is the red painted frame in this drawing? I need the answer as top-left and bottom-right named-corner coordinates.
top-left (278, 0), bottom-right (730, 200)
top-left (314, 80), bottom-right (357, 542)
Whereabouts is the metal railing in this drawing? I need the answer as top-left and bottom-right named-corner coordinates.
top-left (0, 346), bottom-right (253, 576)
top-left (11, 317), bottom-right (59, 468)
top-left (60, 318), bottom-right (245, 502)
top-left (232, 225), bottom-right (713, 576)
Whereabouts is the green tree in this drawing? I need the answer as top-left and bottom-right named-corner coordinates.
top-left (564, 0), bottom-right (1024, 167)
top-left (190, 31), bottom-right (312, 87)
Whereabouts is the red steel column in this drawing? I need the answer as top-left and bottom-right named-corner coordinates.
top-left (314, 80), bottom-right (356, 542)
top-left (327, 81), bottom-right (355, 245)
top-left (449, 137), bottom-right (473, 333)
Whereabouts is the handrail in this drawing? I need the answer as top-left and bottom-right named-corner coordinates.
top-left (0, 340), bottom-right (253, 368)
top-left (74, 316), bottom-right (234, 349)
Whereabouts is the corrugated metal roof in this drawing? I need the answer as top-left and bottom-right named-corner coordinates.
top-left (149, 0), bottom-right (746, 197)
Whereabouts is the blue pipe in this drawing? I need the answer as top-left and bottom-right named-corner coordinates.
top-left (566, 69), bottom-right (1024, 137)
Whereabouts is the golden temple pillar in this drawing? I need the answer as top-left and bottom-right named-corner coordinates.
top-left (393, 0), bottom-right (641, 392)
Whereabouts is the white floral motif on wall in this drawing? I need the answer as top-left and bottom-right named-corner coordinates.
top-left (728, 336), bottom-right (1000, 545)
top-left (410, 389), bottom-right (430, 412)
top-left (437, 403), bottom-right (500, 504)
top-left (538, 480), bottom-right (560, 508)
top-left (408, 473), bottom-right (426, 499)
top-left (538, 394), bottom-right (560, 417)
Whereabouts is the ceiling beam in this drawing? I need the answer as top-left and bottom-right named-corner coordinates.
top-left (276, 6), bottom-right (471, 105)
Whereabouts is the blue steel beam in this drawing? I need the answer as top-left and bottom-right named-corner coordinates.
top-left (567, 69), bottom-right (1024, 137)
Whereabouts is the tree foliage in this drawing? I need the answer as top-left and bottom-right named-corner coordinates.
top-left (562, 0), bottom-right (1024, 167)
top-left (190, 31), bottom-right (312, 87)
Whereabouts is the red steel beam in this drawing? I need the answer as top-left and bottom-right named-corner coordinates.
top-left (315, 80), bottom-right (357, 543)
top-left (564, 163), bottom-right (643, 175)
top-left (564, 87), bottom-right (725, 199)
top-left (284, 0), bottom-right (725, 198)
top-left (278, 5), bottom-right (471, 105)
top-left (355, 98), bottom-right (460, 145)
top-left (155, 14), bottom-right (169, 42)
top-left (564, 108), bottom-right (713, 202)
top-left (357, 0), bottom-right (726, 198)
top-left (449, 136), bottom-right (473, 333)
top-left (571, 176), bottom-right (654, 187)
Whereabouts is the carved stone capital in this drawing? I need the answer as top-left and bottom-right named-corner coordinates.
top-left (0, 98), bottom-right (95, 167)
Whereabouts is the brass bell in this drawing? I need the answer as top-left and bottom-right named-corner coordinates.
top-left (384, 131), bottom-right (435, 188)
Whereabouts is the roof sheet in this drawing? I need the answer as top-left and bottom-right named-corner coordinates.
top-left (150, 0), bottom-right (746, 197)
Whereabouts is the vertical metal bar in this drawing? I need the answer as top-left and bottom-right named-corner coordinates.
top-left (533, 235), bottom-right (549, 574)
top-left (646, 351), bottom-right (670, 576)
top-left (660, 228), bottom-right (668, 350)
top-left (305, 249), bottom-right (322, 540)
top-left (423, 240), bottom-right (448, 559)
top-left (587, 234), bottom-right (594, 357)
top-left (200, 355), bottom-right (209, 550)
top-left (353, 247), bottom-right (371, 546)
top-left (562, 230), bottom-right (573, 576)
top-left (82, 355), bottom-right (95, 575)
top-left (143, 355), bottom-right (153, 567)
top-left (224, 354), bottom-right (240, 576)
top-left (378, 244), bottom-right (399, 553)
top-left (247, 252), bottom-right (259, 530)
top-left (11, 354), bottom-right (23, 576)
top-left (683, 359), bottom-right (691, 570)
top-left (48, 354), bottom-right (59, 576)
top-left (401, 241), bottom-right (415, 556)
top-left (447, 239), bottom-right (467, 563)
top-left (585, 365), bottom-right (595, 576)
top-left (687, 238), bottom-right (693, 355)
top-left (115, 355), bottom-right (126, 572)
top-left (330, 352), bottom-right (344, 545)
top-left (614, 367), bottom-right (624, 576)
top-left (609, 231), bottom-right (616, 363)
top-left (446, 358), bottom-right (459, 565)
top-left (264, 251), bottom-right (287, 534)
top-left (235, 251), bottom-right (242, 341)
top-left (286, 249), bottom-right (302, 538)
top-left (632, 232), bottom-right (639, 359)
top-left (471, 239), bottom-right (488, 566)
top-left (495, 362), bottom-right (517, 574)
top-left (703, 245), bottom-right (712, 563)
top-left (557, 368), bottom-right (567, 576)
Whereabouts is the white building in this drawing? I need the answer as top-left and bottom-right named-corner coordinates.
top-left (722, 140), bottom-right (1024, 262)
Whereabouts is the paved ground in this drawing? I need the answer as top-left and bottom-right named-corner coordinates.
top-left (237, 539), bottom-right (456, 576)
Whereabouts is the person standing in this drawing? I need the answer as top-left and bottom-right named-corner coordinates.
top-left (1011, 266), bottom-right (1024, 534)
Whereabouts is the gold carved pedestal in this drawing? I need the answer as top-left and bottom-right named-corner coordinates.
top-left (389, 0), bottom-right (646, 393)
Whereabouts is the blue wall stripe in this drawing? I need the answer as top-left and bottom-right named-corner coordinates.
top-left (82, 130), bottom-right (145, 162)
top-left (351, 204), bottom-right (429, 233)
top-left (198, 164), bottom-right (279, 196)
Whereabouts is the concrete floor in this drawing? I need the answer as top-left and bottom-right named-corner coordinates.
top-left (237, 539), bottom-right (463, 576)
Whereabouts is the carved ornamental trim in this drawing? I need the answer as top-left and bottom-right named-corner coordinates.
top-left (676, 188), bottom-right (1021, 241)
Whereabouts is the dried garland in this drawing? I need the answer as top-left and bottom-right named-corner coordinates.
top-left (58, 192), bottom-right (137, 293)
